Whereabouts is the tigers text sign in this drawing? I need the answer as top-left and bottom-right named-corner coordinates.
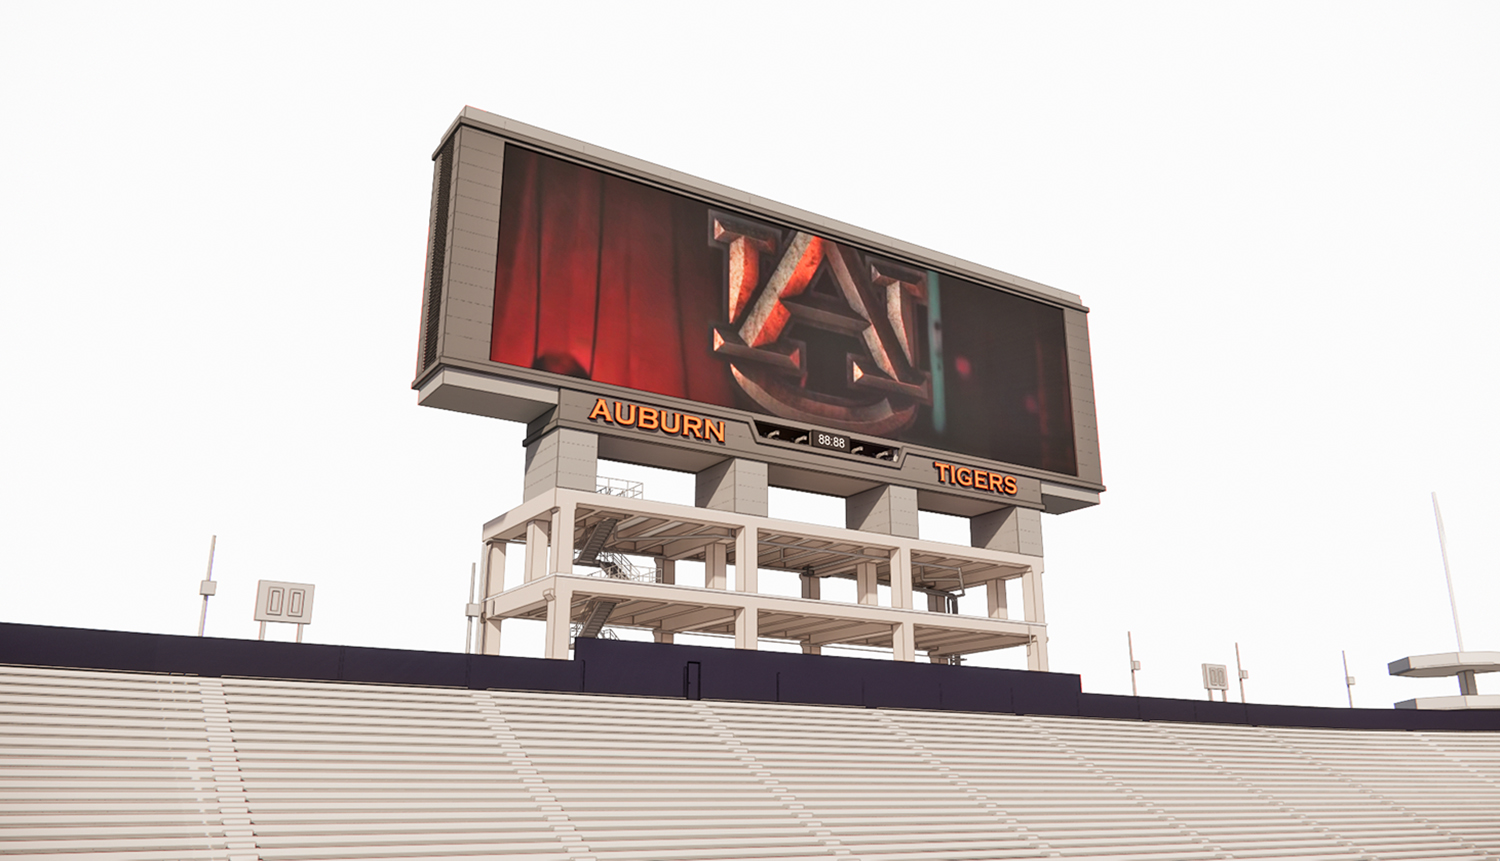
top-left (932, 461), bottom-right (1019, 496)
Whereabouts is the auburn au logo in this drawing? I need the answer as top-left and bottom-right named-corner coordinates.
top-left (709, 212), bottom-right (932, 435)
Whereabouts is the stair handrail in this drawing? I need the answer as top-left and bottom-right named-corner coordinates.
top-left (578, 548), bottom-right (662, 584)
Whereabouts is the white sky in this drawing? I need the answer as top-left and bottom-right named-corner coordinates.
top-left (3, 2), bottom-right (1497, 710)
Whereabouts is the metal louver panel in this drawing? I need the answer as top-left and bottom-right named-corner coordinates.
top-left (3, 664), bottom-right (1499, 861)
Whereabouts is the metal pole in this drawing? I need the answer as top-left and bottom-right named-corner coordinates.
top-left (1342, 650), bottom-right (1354, 708)
top-left (197, 535), bottom-right (217, 637)
top-left (258, 621), bottom-right (266, 641)
top-left (465, 562), bottom-right (477, 654)
top-left (1432, 493), bottom-right (1465, 652)
top-left (1127, 631), bottom-right (1139, 696)
top-left (1235, 642), bottom-right (1246, 703)
top-left (295, 623), bottom-right (303, 644)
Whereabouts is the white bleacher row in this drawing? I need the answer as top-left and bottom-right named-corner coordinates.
top-left (1, 663), bottom-right (1497, 861)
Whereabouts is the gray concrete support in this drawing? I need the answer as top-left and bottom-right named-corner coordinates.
top-left (524, 427), bottom-right (598, 501)
top-left (696, 458), bottom-right (769, 516)
top-left (657, 558), bottom-right (675, 585)
top-left (846, 484), bottom-right (919, 538)
top-left (970, 506), bottom-right (1043, 555)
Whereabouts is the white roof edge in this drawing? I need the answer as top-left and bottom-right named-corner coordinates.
top-left (443, 107), bottom-right (1088, 312)
top-left (1389, 651), bottom-right (1500, 677)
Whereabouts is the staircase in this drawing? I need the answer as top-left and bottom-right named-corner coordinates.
top-left (574, 598), bottom-right (619, 639)
top-left (571, 517), bottom-right (662, 640)
top-left (575, 518), bottom-right (618, 565)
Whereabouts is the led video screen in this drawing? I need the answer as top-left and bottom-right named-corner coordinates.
top-left (489, 147), bottom-right (1077, 476)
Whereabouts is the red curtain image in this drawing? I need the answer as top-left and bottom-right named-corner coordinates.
top-left (489, 146), bottom-right (1077, 476)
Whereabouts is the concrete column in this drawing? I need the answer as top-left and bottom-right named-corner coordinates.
top-left (856, 561), bottom-right (878, 606)
top-left (654, 629), bottom-right (675, 645)
top-left (889, 546), bottom-right (913, 609)
top-left (524, 427), bottom-right (598, 501)
top-left (800, 573), bottom-right (820, 600)
top-left (1459, 670), bottom-right (1479, 696)
top-left (734, 607), bottom-right (758, 650)
top-left (696, 458), bottom-right (768, 516)
top-left (735, 524), bottom-right (759, 593)
top-left (524, 521), bottom-right (549, 583)
top-left (1028, 635), bottom-right (1050, 672)
top-left (987, 579), bottom-right (1008, 619)
top-left (1021, 565), bottom-right (1048, 671)
top-left (893, 619), bottom-right (915, 662)
top-left (481, 618), bottom-right (502, 656)
top-left (971, 506), bottom-right (1043, 555)
top-left (481, 542), bottom-right (506, 598)
top-left (846, 484), bottom-right (919, 538)
top-left (549, 504), bottom-right (575, 576)
top-left (705, 543), bottom-right (728, 590)
top-left (478, 541), bottom-right (506, 656)
top-left (657, 558), bottom-right (676, 585)
top-left (801, 641), bottom-right (821, 655)
top-left (543, 581), bottom-right (573, 660)
top-left (1021, 565), bottom-right (1046, 625)
top-left (929, 652), bottom-right (947, 664)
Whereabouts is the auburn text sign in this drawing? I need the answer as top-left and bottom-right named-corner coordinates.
top-left (586, 398), bottom-right (727, 444)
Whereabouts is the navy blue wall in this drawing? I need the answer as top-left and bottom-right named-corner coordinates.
top-left (1, 622), bottom-right (1494, 732)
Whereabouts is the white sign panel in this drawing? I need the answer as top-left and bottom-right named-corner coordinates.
top-left (1201, 663), bottom-right (1229, 691)
top-left (255, 580), bottom-right (315, 625)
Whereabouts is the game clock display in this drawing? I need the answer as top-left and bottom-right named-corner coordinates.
top-left (809, 431), bottom-right (850, 453)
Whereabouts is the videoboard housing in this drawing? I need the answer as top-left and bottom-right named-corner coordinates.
top-left (415, 108), bottom-right (1102, 516)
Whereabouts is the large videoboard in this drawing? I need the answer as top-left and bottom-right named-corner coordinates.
top-left (415, 109), bottom-right (1102, 514)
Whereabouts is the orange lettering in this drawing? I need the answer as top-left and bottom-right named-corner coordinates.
top-left (682, 415), bottom-right (703, 438)
top-left (660, 411), bottom-right (681, 434)
top-left (638, 407), bottom-right (659, 431)
top-left (974, 471), bottom-right (990, 491)
top-left (587, 398), bottom-right (612, 422)
top-left (614, 402), bottom-right (637, 427)
top-left (1003, 476), bottom-right (1017, 495)
top-left (955, 467), bottom-right (973, 487)
top-left (705, 419), bottom-right (725, 444)
top-left (935, 462), bottom-right (952, 483)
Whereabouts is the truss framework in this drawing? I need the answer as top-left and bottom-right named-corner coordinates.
top-left (476, 489), bottom-right (1048, 667)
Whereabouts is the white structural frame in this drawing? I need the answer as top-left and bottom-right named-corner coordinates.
top-left (474, 487), bottom-right (1049, 668)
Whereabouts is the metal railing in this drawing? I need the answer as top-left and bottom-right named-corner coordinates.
top-left (596, 476), bottom-right (644, 498)
top-left (577, 549), bottom-right (663, 584)
top-left (569, 622), bottom-right (619, 645)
